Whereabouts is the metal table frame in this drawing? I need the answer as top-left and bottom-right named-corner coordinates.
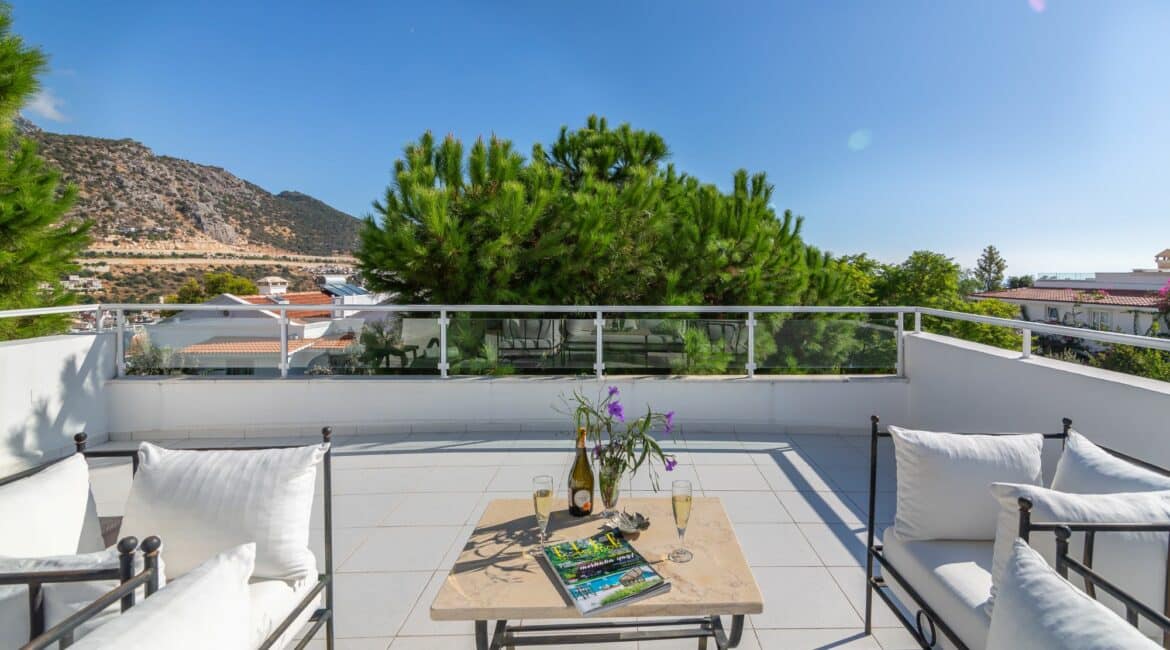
top-left (473, 614), bottom-right (746, 650)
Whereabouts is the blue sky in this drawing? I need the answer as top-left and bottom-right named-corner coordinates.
top-left (12, 1), bottom-right (1170, 276)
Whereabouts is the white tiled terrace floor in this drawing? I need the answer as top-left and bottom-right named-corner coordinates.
top-left (89, 430), bottom-right (913, 650)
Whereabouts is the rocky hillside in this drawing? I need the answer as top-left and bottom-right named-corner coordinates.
top-left (16, 118), bottom-right (361, 256)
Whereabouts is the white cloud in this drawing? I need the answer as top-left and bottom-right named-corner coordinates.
top-left (25, 88), bottom-right (68, 122)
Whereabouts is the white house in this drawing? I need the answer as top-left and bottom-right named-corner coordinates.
top-left (972, 250), bottom-right (1170, 336)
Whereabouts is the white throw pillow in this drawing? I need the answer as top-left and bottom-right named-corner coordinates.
top-left (987, 539), bottom-right (1159, 650)
top-left (71, 543), bottom-right (255, 650)
top-left (0, 546), bottom-right (165, 648)
top-left (119, 442), bottom-right (325, 580)
top-left (889, 426), bottom-right (1043, 540)
top-left (0, 454), bottom-right (93, 557)
top-left (988, 482), bottom-right (1170, 636)
top-left (1051, 429), bottom-right (1170, 494)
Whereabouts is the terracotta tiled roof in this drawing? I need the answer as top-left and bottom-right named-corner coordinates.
top-left (180, 335), bottom-right (355, 356)
top-left (239, 291), bottom-right (334, 306)
top-left (239, 292), bottom-right (335, 320)
top-left (974, 287), bottom-right (1160, 308)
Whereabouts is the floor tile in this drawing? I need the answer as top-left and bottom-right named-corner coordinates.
top-left (312, 527), bottom-right (375, 573)
top-left (826, 565), bottom-right (910, 629)
top-left (798, 522), bottom-right (869, 567)
top-left (734, 523), bottom-right (822, 566)
top-left (753, 452), bottom-right (836, 491)
top-left (312, 494), bottom-right (405, 528)
top-left (871, 626), bottom-right (920, 649)
top-left (381, 493), bottom-right (482, 526)
top-left (750, 566), bottom-right (862, 629)
top-left (754, 629), bottom-right (881, 649)
top-left (331, 571), bottom-right (430, 638)
top-left (715, 491), bottom-right (791, 524)
top-left (397, 571), bottom-right (480, 636)
top-left (342, 526), bottom-right (465, 572)
top-left (776, 491), bottom-right (863, 525)
top-left (305, 637), bottom-right (393, 650)
top-left (388, 637), bottom-right (472, 649)
top-left (694, 465), bottom-right (770, 491)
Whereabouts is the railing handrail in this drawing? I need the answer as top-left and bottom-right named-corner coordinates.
top-left (916, 307), bottom-right (1170, 352)
top-left (3, 302), bottom-right (1168, 354)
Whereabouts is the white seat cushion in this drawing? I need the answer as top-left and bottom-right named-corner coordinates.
top-left (0, 454), bottom-right (94, 557)
top-left (988, 482), bottom-right (1170, 639)
top-left (1051, 429), bottom-right (1170, 494)
top-left (71, 544), bottom-right (255, 650)
top-left (889, 426), bottom-right (1043, 540)
top-left (882, 529), bottom-right (993, 650)
top-left (987, 539), bottom-right (1160, 649)
top-left (120, 442), bottom-right (326, 580)
top-left (249, 574), bottom-right (321, 649)
top-left (0, 547), bottom-right (163, 648)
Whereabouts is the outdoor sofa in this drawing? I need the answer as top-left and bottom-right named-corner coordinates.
top-left (865, 416), bottom-right (1170, 649)
top-left (0, 429), bottom-right (336, 649)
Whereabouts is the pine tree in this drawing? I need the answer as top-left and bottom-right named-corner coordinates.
top-left (0, 6), bottom-right (89, 339)
top-left (357, 116), bottom-right (837, 307)
top-left (974, 245), bottom-right (1008, 292)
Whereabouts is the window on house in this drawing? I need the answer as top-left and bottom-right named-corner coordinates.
top-left (1046, 306), bottom-right (1059, 321)
top-left (1088, 310), bottom-right (1112, 329)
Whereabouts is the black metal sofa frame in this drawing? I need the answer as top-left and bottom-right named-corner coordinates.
top-left (0, 428), bottom-right (336, 650)
top-left (864, 415), bottom-right (1170, 649)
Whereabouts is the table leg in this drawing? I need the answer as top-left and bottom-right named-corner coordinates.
top-left (475, 620), bottom-right (488, 650)
top-left (727, 615), bottom-right (745, 648)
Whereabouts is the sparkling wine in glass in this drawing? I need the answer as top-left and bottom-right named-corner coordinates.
top-left (670, 479), bottom-right (694, 563)
top-left (531, 475), bottom-right (554, 555)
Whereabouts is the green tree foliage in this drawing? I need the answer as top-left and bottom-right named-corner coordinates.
top-left (1091, 343), bottom-right (1170, 382)
top-left (838, 250), bottom-right (1020, 350)
top-left (202, 272), bottom-right (257, 296)
top-left (164, 271), bottom-right (256, 305)
top-left (0, 6), bottom-right (90, 339)
top-left (358, 116), bottom-right (847, 307)
top-left (1008, 275), bottom-right (1034, 289)
top-left (974, 245), bottom-right (1008, 292)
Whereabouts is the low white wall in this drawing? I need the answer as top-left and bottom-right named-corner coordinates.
top-left (0, 333), bottom-right (115, 473)
top-left (906, 332), bottom-right (1170, 467)
top-left (104, 374), bottom-right (909, 440)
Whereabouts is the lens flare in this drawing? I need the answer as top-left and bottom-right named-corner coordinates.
top-left (847, 129), bottom-right (872, 151)
top-left (1028, 0), bottom-right (1046, 13)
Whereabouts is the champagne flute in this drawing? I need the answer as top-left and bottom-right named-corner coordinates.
top-left (531, 475), bottom-right (554, 556)
top-left (670, 480), bottom-right (694, 563)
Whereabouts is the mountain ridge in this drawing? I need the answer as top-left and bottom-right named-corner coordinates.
top-left (15, 117), bottom-right (361, 257)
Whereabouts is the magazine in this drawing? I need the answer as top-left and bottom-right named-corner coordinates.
top-left (542, 530), bottom-right (671, 616)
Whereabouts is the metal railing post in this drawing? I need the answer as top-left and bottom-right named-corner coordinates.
top-left (115, 309), bottom-right (126, 377)
top-left (279, 308), bottom-right (289, 378)
top-left (1022, 328), bottom-right (1032, 359)
top-left (896, 311), bottom-right (905, 377)
top-left (95, 306), bottom-right (104, 333)
top-left (914, 311), bottom-right (922, 333)
top-left (745, 312), bottom-right (757, 377)
top-left (438, 310), bottom-right (450, 378)
top-left (594, 311), bottom-right (605, 379)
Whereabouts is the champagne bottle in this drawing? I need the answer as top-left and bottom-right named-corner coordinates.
top-left (568, 427), bottom-right (594, 517)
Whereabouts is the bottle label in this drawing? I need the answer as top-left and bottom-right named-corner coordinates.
top-left (572, 489), bottom-right (591, 509)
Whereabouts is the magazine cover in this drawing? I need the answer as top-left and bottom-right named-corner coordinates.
top-left (542, 530), bottom-right (670, 616)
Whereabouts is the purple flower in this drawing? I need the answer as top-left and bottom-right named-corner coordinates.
top-left (664, 457), bottom-right (678, 472)
top-left (607, 385), bottom-right (620, 398)
top-left (592, 444), bottom-right (602, 459)
top-left (607, 401), bottom-right (625, 422)
top-left (663, 410), bottom-right (675, 435)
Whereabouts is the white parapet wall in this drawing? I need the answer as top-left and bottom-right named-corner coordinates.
top-left (104, 374), bottom-right (910, 440)
top-left (905, 332), bottom-right (1170, 467)
top-left (0, 333), bottom-right (115, 473)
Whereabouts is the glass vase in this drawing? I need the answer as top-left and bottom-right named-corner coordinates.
top-left (598, 464), bottom-right (624, 519)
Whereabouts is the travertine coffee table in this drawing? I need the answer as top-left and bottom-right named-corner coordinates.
top-left (431, 496), bottom-right (763, 649)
